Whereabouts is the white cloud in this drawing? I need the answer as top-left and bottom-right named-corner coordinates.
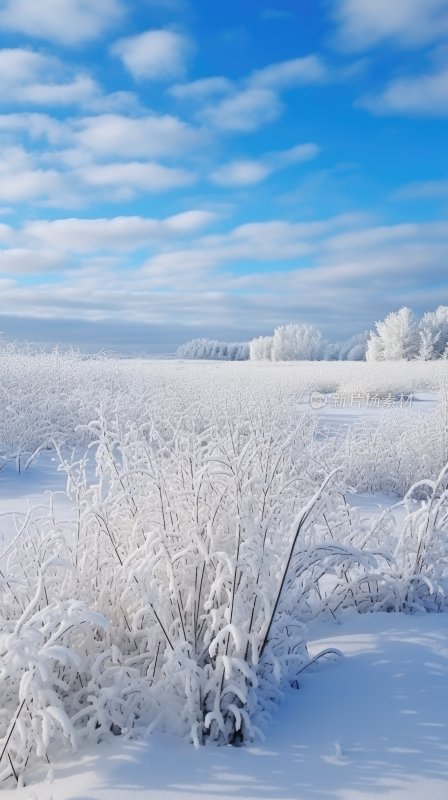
top-left (1, 215), bottom-right (446, 347)
top-left (201, 87), bottom-right (281, 132)
top-left (79, 161), bottom-right (196, 194)
top-left (269, 142), bottom-right (321, 168)
top-left (0, 113), bottom-right (67, 144)
top-left (21, 75), bottom-right (99, 106)
top-left (74, 113), bottom-right (206, 157)
top-left (323, 223), bottom-right (420, 252)
top-left (197, 56), bottom-right (327, 132)
top-left (112, 30), bottom-right (192, 81)
top-left (0, 48), bottom-right (99, 106)
top-left (165, 210), bottom-right (217, 233)
top-left (360, 66), bottom-right (448, 116)
top-left (24, 211), bottom-right (217, 252)
top-left (0, 223), bottom-right (13, 243)
top-left (210, 143), bottom-right (320, 187)
top-left (143, 219), bottom-right (336, 275)
top-left (332, 0), bottom-right (448, 51)
top-left (0, 146), bottom-right (68, 203)
top-left (169, 76), bottom-right (233, 101)
top-left (210, 161), bottom-right (271, 187)
top-left (0, 0), bottom-right (124, 45)
top-left (395, 179), bottom-right (448, 198)
top-left (248, 56), bottom-right (328, 89)
top-left (0, 249), bottom-right (66, 274)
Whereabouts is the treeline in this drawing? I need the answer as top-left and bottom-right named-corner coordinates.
top-left (176, 338), bottom-right (250, 360)
top-left (177, 328), bottom-right (367, 361)
top-left (176, 306), bottom-right (448, 362)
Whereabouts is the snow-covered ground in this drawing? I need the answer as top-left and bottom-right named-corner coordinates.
top-left (0, 456), bottom-right (70, 547)
top-left (6, 613), bottom-right (448, 800)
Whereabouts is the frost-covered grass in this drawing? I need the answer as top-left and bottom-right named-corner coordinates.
top-left (0, 348), bottom-right (447, 788)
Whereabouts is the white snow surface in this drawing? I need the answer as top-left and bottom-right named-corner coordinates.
top-left (7, 612), bottom-right (448, 800)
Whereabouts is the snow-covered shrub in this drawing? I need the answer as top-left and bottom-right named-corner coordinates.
top-left (0, 402), bottom-right (322, 780)
top-left (271, 323), bottom-right (323, 361)
top-left (4, 395), bottom-right (409, 783)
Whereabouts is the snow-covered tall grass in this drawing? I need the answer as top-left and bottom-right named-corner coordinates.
top-left (0, 347), bottom-right (447, 786)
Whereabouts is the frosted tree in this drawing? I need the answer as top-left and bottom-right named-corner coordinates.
top-left (418, 306), bottom-right (448, 359)
top-left (366, 307), bottom-right (419, 361)
top-left (271, 324), bottom-right (323, 361)
top-left (249, 336), bottom-right (273, 360)
top-left (418, 328), bottom-right (436, 361)
top-left (326, 332), bottom-right (368, 361)
top-left (366, 333), bottom-right (384, 362)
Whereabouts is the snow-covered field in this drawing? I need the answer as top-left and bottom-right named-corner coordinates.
top-left (0, 350), bottom-right (447, 797)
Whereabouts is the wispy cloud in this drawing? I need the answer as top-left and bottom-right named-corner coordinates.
top-left (200, 87), bottom-right (282, 132)
top-left (210, 143), bottom-right (320, 187)
top-left (169, 76), bottom-right (233, 101)
top-left (360, 64), bottom-right (448, 116)
top-left (248, 55), bottom-right (327, 89)
top-left (394, 179), bottom-right (448, 199)
top-left (174, 55), bottom-right (328, 132)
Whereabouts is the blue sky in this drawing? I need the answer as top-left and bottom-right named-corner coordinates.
top-left (0, 0), bottom-right (447, 352)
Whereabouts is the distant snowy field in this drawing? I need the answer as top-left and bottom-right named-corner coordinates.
top-left (0, 351), bottom-right (447, 797)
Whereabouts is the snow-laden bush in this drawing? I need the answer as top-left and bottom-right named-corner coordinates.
top-left (366, 307), bottom-right (419, 362)
top-left (0, 406), bottom-right (353, 783)
top-left (176, 338), bottom-right (249, 360)
top-left (272, 324), bottom-right (324, 361)
top-left (2, 409), bottom-right (448, 785)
